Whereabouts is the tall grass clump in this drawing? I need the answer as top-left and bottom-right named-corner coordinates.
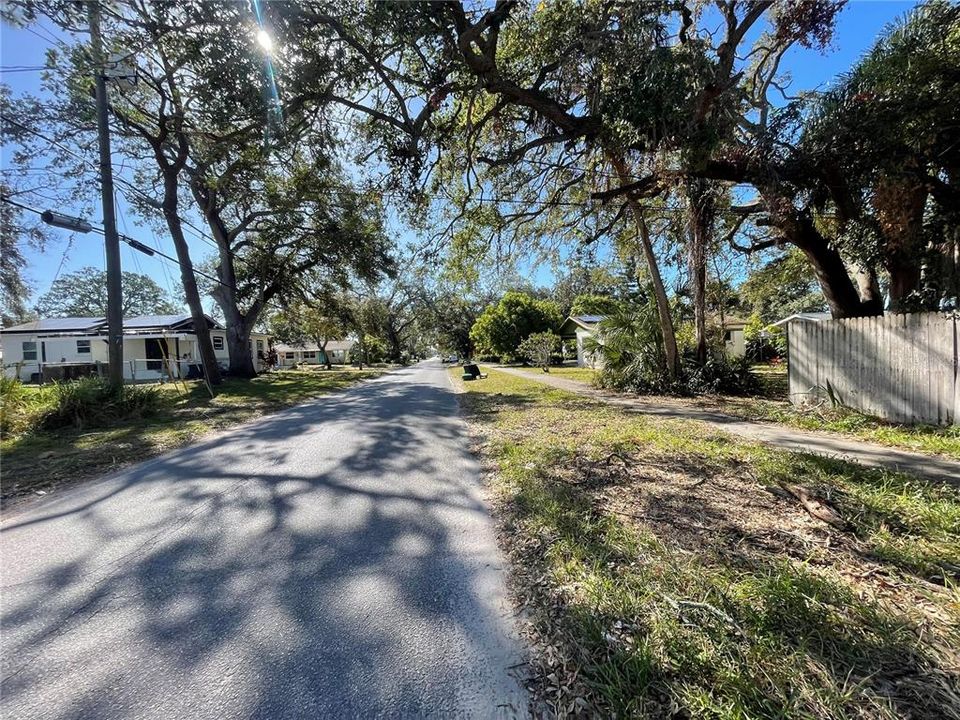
top-left (1, 375), bottom-right (33, 435)
top-left (40, 377), bottom-right (163, 430)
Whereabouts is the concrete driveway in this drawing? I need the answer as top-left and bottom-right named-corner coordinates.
top-left (1, 362), bottom-right (528, 719)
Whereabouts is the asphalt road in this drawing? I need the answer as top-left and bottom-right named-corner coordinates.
top-left (1, 362), bottom-right (528, 719)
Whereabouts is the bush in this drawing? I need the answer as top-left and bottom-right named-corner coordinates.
top-left (595, 353), bottom-right (759, 396)
top-left (517, 332), bottom-right (560, 371)
top-left (1, 376), bottom-right (32, 435)
top-left (682, 354), bottom-right (760, 396)
top-left (594, 361), bottom-right (685, 395)
top-left (744, 313), bottom-right (786, 362)
top-left (40, 378), bottom-right (163, 430)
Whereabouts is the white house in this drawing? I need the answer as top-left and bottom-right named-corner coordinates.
top-left (556, 314), bottom-right (749, 363)
top-left (1, 314), bottom-right (270, 383)
top-left (274, 340), bottom-right (354, 368)
top-left (558, 315), bottom-right (605, 368)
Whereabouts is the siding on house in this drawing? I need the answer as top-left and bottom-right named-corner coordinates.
top-left (559, 316), bottom-right (605, 368)
top-left (1, 316), bottom-right (271, 382)
top-left (274, 340), bottom-right (354, 367)
top-left (722, 319), bottom-right (748, 358)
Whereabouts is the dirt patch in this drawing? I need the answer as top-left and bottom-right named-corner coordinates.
top-left (552, 449), bottom-right (960, 674)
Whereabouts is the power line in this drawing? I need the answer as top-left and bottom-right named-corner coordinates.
top-left (0, 195), bottom-right (233, 289)
top-left (1, 114), bottom-right (249, 264)
top-left (3, 114), bottom-right (777, 257)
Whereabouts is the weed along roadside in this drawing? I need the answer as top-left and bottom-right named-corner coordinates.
top-left (452, 367), bottom-right (960, 718)
top-left (1, 368), bottom-right (386, 503)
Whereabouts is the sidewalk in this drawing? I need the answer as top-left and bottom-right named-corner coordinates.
top-left (493, 367), bottom-right (959, 485)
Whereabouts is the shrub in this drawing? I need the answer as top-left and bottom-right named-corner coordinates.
top-left (588, 301), bottom-right (680, 393)
top-left (517, 332), bottom-right (560, 372)
top-left (596, 353), bottom-right (758, 396)
top-left (682, 354), bottom-right (760, 396)
top-left (1, 376), bottom-right (32, 435)
top-left (40, 378), bottom-right (163, 430)
top-left (744, 313), bottom-right (786, 362)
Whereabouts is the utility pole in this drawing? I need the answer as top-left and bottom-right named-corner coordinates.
top-left (88, 0), bottom-right (124, 388)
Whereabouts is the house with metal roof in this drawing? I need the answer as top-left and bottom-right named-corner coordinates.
top-left (558, 315), bottom-right (606, 368)
top-left (1, 314), bottom-right (269, 383)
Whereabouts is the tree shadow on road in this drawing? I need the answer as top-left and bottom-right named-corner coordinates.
top-left (1, 367), bottom-right (527, 719)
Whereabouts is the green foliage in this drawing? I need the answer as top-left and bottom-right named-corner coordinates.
top-left (0, 376), bottom-right (31, 435)
top-left (592, 302), bottom-right (757, 396)
top-left (470, 291), bottom-right (562, 360)
top-left (744, 313), bottom-right (787, 362)
top-left (0, 184), bottom-right (38, 326)
top-left (357, 334), bottom-right (388, 364)
top-left (40, 378), bottom-right (163, 430)
top-left (569, 293), bottom-right (621, 317)
top-left (421, 291), bottom-right (481, 359)
top-left (682, 355), bottom-right (759, 396)
top-left (739, 249), bottom-right (826, 324)
top-left (588, 299), bottom-right (672, 392)
top-left (517, 332), bottom-right (560, 372)
top-left (36, 266), bottom-right (180, 318)
top-left (269, 302), bottom-right (347, 367)
top-left (799, 1), bottom-right (960, 307)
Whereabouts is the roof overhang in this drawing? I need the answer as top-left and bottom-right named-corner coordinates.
top-left (558, 316), bottom-right (599, 336)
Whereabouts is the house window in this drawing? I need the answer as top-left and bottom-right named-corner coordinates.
top-left (724, 331), bottom-right (732, 342)
top-left (304, 351), bottom-right (316, 359)
top-left (285, 352), bottom-right (294, 359)
top-left (76, 339), bottom-right (91, 354)
top-left (256, 340), bottom-right (264, 351)
top-left (22, 341), bottom-right (37, 361)
top-left (213, 336), bottom-right (224, 350)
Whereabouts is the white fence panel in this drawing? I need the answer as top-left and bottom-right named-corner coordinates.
top-left (788, 312), bottom-right (958, 426)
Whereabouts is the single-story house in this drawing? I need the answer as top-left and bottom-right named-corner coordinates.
top-left (558, 315), bottom-right (605, 368)
top-left (274, 339), bottom-right (354, 368)
top-left (1, 314), bottom-right (270, 383)
top-left (722, 317), bottom-right (748, 358)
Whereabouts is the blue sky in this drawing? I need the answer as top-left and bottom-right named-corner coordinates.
top-left (1, 1), bottom-right (918, 310)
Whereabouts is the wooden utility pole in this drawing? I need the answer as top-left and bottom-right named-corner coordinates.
top-left (88, 0), bottom-right (124, 388)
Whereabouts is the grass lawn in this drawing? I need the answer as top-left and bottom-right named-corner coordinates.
top-left (513, 365), bottom-right (598, 382)
top-left (706, 395), bottom-right (960, 461)
top-left (453, 367), bottom-right (960, 719)
top-left (1, 367), bottom-right (385, 502)
top-left (514, 362), bottom-right (960, 460)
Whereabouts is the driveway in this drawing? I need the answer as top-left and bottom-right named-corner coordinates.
top-left (1, 362), bottom-right (528, 719)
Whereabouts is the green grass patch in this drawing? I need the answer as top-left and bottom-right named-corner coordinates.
top-left (512, 365), bottom-right (598, 382)
top-left (1, 368), bottom-right (384, 501)
top-left (454, 367), bottom-right (960, 719)
top-left (711, 395), bottom-right (960, 461)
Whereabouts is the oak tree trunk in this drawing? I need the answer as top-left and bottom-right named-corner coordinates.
top-left (609, 155), bottom-right (682, 377)
top-left (686, 179), bottom-right (713, 364)
top-left (162, 175), bottom-right (221, 385)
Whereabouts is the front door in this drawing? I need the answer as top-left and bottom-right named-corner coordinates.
top-left (144, 338), bottom-right (168, 372)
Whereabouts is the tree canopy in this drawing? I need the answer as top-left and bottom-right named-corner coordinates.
top-left (36, 267), bottom-right (179, 318)
top-left (470, 291), bottom-right (562, 360)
